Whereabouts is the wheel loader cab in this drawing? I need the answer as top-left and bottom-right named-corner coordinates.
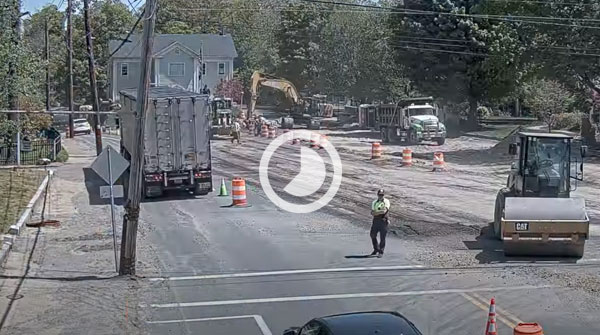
top-left (511, 134), bottom-right (573, 198)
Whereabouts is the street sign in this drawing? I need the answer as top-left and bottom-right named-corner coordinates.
top-left (91, 146), bottom-right (129, 185)
top-left (100, 185), bottom-right (124, 199)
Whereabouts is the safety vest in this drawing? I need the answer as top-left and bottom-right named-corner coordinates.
top-left (372, 198), bottom-right (390, 212)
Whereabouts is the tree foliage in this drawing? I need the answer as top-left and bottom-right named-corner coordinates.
top-left (523, 79), bottom-right (576, 131)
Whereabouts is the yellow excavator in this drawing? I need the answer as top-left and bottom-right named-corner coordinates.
top-left (249, 71), bottom-right (321, 129)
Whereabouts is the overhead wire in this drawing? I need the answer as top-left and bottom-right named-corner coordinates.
top-left (109, 7), bottom-right (146, 58)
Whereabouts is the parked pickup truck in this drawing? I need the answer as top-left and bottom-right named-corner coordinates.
top-left (119, 87), bottom-right (212, 198)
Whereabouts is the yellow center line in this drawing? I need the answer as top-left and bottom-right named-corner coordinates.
top-left (470, 292), bottom-right (524, 326)
top-left (460, 292), bottom-right (517, 329)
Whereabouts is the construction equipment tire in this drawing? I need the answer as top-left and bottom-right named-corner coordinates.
top-left (436, 137), bottom-right (446, 145)
top-left (493, 187), bottom-right (511, 240)
top-left (409, 130), bottom-right (419, 144)
top-left (380, 127), bottom-right (390, 143)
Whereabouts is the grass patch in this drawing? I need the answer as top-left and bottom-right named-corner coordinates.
top-left (56, 147), bottom-right (69, 162)
top-left (0, 169), bottom-right (46, 233)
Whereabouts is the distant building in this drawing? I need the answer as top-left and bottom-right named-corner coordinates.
top-left (108, 34), bottom-right (237, 101)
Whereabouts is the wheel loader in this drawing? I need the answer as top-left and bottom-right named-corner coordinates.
top-left (493, 132), bottom-right (589, 257)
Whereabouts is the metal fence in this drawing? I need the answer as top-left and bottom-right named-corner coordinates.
top-left (0, 137), bottom-right (62, 166)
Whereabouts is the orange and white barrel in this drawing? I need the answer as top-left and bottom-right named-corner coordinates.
top-left (268, 127), bottom-right (277, 138)
top-left (371, 142), bottom-right (382, 159)
top-left (432, 152), bottom-right (445, 171)
top-left (261, 125), bottom-right (268, 137)
top-left (319, 134), bottom-right (328, 148)
top-left (232, 178), bottom-right (247, 206)
top-left (402, 148), bottom-right (413, 166)
top-left (514, 323), bottom-right (543, 335)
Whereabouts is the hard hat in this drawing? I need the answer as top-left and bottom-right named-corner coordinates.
top-left (377, 189), bottom-right (385, 196)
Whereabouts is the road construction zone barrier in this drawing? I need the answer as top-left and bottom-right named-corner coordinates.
top-left (371, 142), bottom-right (382, 159)
top-left (402, 148), bottom-right (413, 166)
top-left (232, 178), bottom-right (247, 206)
top-left (268, 127), bottom-right (277, 138)
top-left (514, 323), bottom-right (544, 335)
top-left (261, 125), bottom-right (268, 137)
top-left (310, 133), bottom-right (320, 148)
top-left (432, 152), bottom-right (446, 171)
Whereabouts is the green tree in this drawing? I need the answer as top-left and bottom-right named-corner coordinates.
top-left (390, 0), bottom-right (526, 128)
top-left (523, 79), bottom-right (576, 131)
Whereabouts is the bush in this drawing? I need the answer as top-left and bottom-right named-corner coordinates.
top-left (55, 147), bottom-right (69, 162)
top-left (554, 112), bottom-right (582, 131)
top-left (477, 106), bottom-right (491, 118)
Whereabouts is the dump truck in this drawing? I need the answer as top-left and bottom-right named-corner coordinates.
top-left (376, 97), bottom-right (447, 145)
top-left (494, 132), bottom-right (589, 257)
top-left (119, 87), bottom-right (212, 198)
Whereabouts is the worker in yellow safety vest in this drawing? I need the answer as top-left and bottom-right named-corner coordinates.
top-left (370, 189), bottom-right (390, 258)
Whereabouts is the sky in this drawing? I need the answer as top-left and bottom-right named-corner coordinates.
top-left (22, 0), bottom-right (140, 14)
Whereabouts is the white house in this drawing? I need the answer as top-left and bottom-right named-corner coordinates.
top-left (107, 34), bottom-right (237, 101)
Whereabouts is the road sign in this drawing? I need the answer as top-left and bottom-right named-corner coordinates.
top-left (91, 146), bottom-right (129, 185)
top-left (100, 185), bottom-right (124, 199)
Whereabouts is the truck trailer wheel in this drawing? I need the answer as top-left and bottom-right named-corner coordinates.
top-left (193, 184), bottom-right (209, 196)
top-left (409, 130), bottom-right (419, 144)
top-left (436, 137), bottom-right (446, 145)
top-left (380, 127), bottom-right (390, 143)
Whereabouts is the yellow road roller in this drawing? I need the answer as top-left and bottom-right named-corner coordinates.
top-left (494, 132), bottom-right (589, 257)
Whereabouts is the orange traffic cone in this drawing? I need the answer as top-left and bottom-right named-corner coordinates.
top-left (486, 298), bottom-right (498, 335)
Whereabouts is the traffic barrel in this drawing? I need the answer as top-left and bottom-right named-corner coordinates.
top-left (402, 148), bottom-right (413, 166)
top-left (371, 142), bottom-right (382, 159)
top-left (261, 125), bottom-right (268, 137)
top-left (232, 178), bottom-right (247, 206)
top-left (268, 127), bottom-right (277, 139)
top-left (514, 323), bottom-right (544, 335)
top-left (432, 152), bottom-right (446, 171)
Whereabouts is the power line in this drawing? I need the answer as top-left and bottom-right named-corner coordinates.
top-left (108, 8), bottom-right (145, 58)
top-left (299, 0), bottom-right (600, 25)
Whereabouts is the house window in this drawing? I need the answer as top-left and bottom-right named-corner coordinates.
top-left (174, 48), bottom-right (181, 55)
top-left (218, 63), bottom-right (225, 75)
top-left (202, 63), bottom-right (206, 75)
top-left (168, 63), bottom-right (185, 76)
top-left (121, 63), bottom-right (128, 76)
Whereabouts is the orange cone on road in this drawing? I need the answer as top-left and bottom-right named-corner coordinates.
top-left (485, 298), bottom-right (498, 335)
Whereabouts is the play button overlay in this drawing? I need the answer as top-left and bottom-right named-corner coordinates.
top-left (259, 129), bottom-right (343, 214)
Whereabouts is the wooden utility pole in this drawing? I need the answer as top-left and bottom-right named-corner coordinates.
top-left (119, 0), bottom-right (158, 276)
top-left (83, 0), bottom-right (102, 155)
top-left (45, 18), bottom-right (50, 111)
top-left (66, 0), bottom-right (74, 138)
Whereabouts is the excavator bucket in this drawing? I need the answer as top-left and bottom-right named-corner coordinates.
top-left (501, 197), bottom-right (589, 257)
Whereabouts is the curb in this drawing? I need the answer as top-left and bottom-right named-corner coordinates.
top-left (1, 170), bottom-right (53, 267)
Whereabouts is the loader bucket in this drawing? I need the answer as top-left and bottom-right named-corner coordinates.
top-left (501, 197), bottom-right (589, 257)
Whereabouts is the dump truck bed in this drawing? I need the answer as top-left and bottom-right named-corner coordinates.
top-left (119, 87), bottom-right (211, 174)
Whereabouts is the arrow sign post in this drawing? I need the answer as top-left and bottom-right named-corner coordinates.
top-left (91, 146), bottom-right (129, 272)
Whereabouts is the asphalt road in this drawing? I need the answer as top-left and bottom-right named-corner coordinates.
top-left (73, 132), bottom-right (600, 335)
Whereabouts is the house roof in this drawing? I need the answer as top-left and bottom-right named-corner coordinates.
top-left (109, 34), bottom-right (237, 59)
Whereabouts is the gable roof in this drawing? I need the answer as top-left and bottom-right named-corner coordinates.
top-left (109, 34), bottom-right (237, 59)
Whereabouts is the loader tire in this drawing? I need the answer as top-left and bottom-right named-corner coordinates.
top-left (493, 188), bottom-right (511, 240)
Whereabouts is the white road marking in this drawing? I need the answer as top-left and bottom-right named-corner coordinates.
top-left (149, 265), bottom-right (425, 282)
top-left (149, 285), bottom-right (555, 309)
top-left (148, 314), bottom-right (273, 335)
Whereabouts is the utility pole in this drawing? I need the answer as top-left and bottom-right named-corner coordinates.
top-left (83, 0), bottom-right (102, 155)
top-left (119, 0), bottom-right (158, 276)
top-left (45, 18), bottom-right (50, 111)
top-left (66, 0), bottom-right (74, 138)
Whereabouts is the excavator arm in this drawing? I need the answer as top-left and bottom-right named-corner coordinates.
top-left (249, 71), bottom-right (302, 117)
